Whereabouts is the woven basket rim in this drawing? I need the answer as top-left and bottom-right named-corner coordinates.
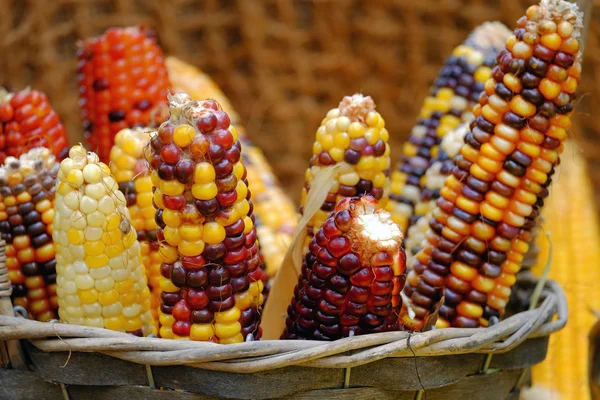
top-left (0, 272), bottom-right (566, 374)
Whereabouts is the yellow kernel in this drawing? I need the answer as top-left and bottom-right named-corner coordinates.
top-left (472, 221), bottom-right (495, 240)
top-left (330, 148), bottom-right (345, 162)
top-left (511, 41), bottom-right (533, 59)
top-left (356, 156), bottom-right (375, 171)
top-left (79, 289), bottom-right (99, 304)
top-left (164, 226), bottom-right (181, 246)
top-left (159, 244), bottom-right (179, 263)
top-left (510, 96), bottom-right (536, 118)
top-left (505, 35), bottom-right (517, 51)
top-left (159, 327), bottom-right (174, 339)
top-left (173, 125), bottom-right (196, 147)
top-left (151, 171), bottom-right (161, 187)
top-left (104, 316), bottom-right (126, 331)
top-left (540, 33), bottom-right (561, 51)
top-left (470, 164), bottom-right (494, 181)
top-left (503, 73), bottom-right (522, 93)
top-left (333, 131), bottom-right (350, 148)
top-left (480, 202), bottom-right (503, 222)
top-left (497, 170), bottom-right (521, 188)
top-left (67, 228), bottom-right (84, 245)
top-left (215, 322), bottom-right (242, 339)
top-left (220, 334), bottom-right (244, 344)
top-left (373, 172), bottom-right (386, 188)
top-left (480, 143), bottom-right (503, 161)
top-left (546, 125), bottom-right (567, 141)
top-left (481, 105), bottom-right (502, 125)
top-left (125, 316), bottom-right (143, 332)
top-left (539, 78), bottom-right (561, 100)
top-left (235, 290), bottom-right (254, 310)
top-left (348, 122), bottom-right (365, 138)
top-left (163, 209), bottom-right (181, 228)
top-left (179, 224), bottom-right (203, 241)
top-left (85, 254), bottom-right (109, 269)
top-left (161, 180), bottom-right (185, 196)
top-left (215, 307), bottom-right (241, 324)
top-left (457, 302), bottom-right (483, 319)
top-left (477, 156), bottom-right (502, 174)
top-left (192, 182), bottom-right (218, 200)
top-left (98, 289), bottom-right (120, 306)
top-left (190, 323), bottom-right (215, 341)
top-left (366, 112), bottom-right (379, 127)
top-left (320, 135), bottom-right (333, 151)
top-left (178, 240), bottom-right (205, 257)
top-left (159, 312), bottom-right (175, 327)
top-left (203, 222), bottom-right (226, 245)
top-left (485, 191), bottom-right (509, 209)
top-left (84, 241), bottom-right (105, 256)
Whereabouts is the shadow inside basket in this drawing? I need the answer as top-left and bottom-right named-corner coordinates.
top-left (0, 272), bottom-right (565, 400)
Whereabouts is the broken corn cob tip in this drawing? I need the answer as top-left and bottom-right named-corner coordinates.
top-left (301, 93), bottom-right (391, 243)
top-left (404, 0), bottom-right (582, 330)
top-left (0, 88), bottom-right (69, 164)
top-left (110, 127), bottom-right (160, 333)
top-left (387, 22), bottom-right (512, 234)
top-left (0, 148), bottom-right (59, 321)
top-left (77, 25), bottom-right (171, 163)
top-left (283, 195), bottom-right (406, 340)
top-left (53, 144), bottom-right (153, 336)
top-left (148, 93), bottom-right (265, 343)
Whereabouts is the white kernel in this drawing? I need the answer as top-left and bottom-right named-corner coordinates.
top-left (85, 317), bottom-right (104, 328)
top-left (109, 256), bottom-right (127, 270)
top-left (111, 267), bottom-right (130, 282)
top-left (85, 182), bottom-right (106, 200)
top-left (102, 303), bottom-right (123, 317)
top-left (79, 195), bottom-right (98, 214)
top-left (63, 281), bottom-right (78, 295)
top-left (69, 244), bottom-right (85, 260)
top-left (75, 275), bottom-right (95, 290)
top-left (87, 211), bottom-right (106, 228)
top-left (65, 294), bottom-right (80, 307)
top-left (82, 303), bottom-right (102, 317)
top-left (90, 266), bottom-right (111, 280)
top-left (62, 265), bottom-right (76, 281)
top-left (98, 196), bottom-right (116, 214)
top-left (64, 191), bottom-right (80, 210)
top-left (122, 304), bottom-right (141, 318)
top-left (84, 226), bottom-right (103, 241)
top-left (66, 306), bottom-right (83, 318)
top-left (69, 211), bottom-right (87, 230)
top-left (73, 260), bottom-right (89, 274)
top-left (95, 277), bottom-right (115, 292)
top-left (83, 164), bottom-right (102, 184)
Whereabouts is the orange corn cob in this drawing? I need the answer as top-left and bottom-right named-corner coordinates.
top-left (0, 148), bottom-right (59, 321)
top-left (0, 88), bottom-right (69, 164)
top-left (404, 0), bottom-right (583, 330)
top-left (109, 127), bottom-right (160, 331)
top-left (147, 93), bottom-right (265, 343)
top-left (301, 94), bottom-right (391, 245)
top-left (165, 57), bottom-right (298, 278)
top-left (77, 26), bottom-right (170, 162)
top-left (282, 195), bottom-right (406, 340)
top-left (53, 145), bottom-right (153, 335)
top-left (387, 23), bottom-right (511, 233)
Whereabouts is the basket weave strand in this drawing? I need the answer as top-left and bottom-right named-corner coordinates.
top-left (0, 273), bottom-right (566, 374)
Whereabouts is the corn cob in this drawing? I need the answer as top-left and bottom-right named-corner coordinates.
top-left (0, 148), bottom-right (59, 321)
top-left (109, 128), bottom-right (160, 331)
top-left (387, 23), bottom-right (511, 233)
top-left (404, 124), bottom-right (468, 270)
top-left (301, 94), bottom-right (391, 247)
top-left (530, 142), bottom-right (600, 400)
top-left (147, 93), bottom-right (265, 343)
top-left (53, 145), bottom-right (153, 335)
top-left (0, 88), bottom-right (69, 164)
top-left (77, 26), bottom-right (170, 162)
top-left (282, 195), bottom-right (406, 340)
top-left (165, 56), bottom-right (298, 278)
top-left (404, 0), bottom-right (583, 330)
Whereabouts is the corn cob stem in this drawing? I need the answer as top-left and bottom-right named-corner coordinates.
top-left (282, 195), bottom-right (406, 340)
top-left (301, 94), bottom-right (391, 245)
top-left (147, 93), bottom-right (265, 343)
top-left (110, 127), bottom-right (160, 333)
top-left (0, 149), bottom-right (59, 321)
top-left (77, 26), bottom-right (170, 162)
top-left (0, 88), bottom-right (69, 164)
top-left (387, 23), bottom-right (511, 233)
top-left (404, 0), bottom-right (583, 330)
top-left (53, 145), bottom-right (153, 335)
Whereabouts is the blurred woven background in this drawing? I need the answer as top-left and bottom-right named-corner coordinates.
top-left (0, 0), bottom-right (599, 207)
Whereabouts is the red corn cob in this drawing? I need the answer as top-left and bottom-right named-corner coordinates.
top-left (282, 195), bottom-right (406, 340)
top-left (0, 89), bottom-right (69, 164)
top-left (77, 26), bottom-right (170, 162)
top-left (403, 0), bottom-right (583, 330)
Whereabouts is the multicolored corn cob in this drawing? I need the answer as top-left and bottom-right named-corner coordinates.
top-left (0, 148), bottom-right (58, 321)
top-left (53, 145), bottom-right (153, 335)
top-left (404, 0), bottom-right (583, 330)
top-left (301, 94), bottom-right (391, 245)
top-left (77, 26), bottom-right (170, 162)
top-left (147, 93), bottom-right (265, 343)
top-left (0, 88), bottom-right (69, 164)
top-left (165, 56), bottom-right (298, 278)
top-left (404, 124), bottom-right (468, 269)
top-left (387, 23), bottom-right (511, 233)
top-left (282, 195), bottom-right (406, 340)
top-left (109, 127), bottom-right (160, 329)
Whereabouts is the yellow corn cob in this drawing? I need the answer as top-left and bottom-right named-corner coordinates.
top-left (301, 94), bottom-right (391, 245)
top-left (387, 22), bottom-right (511, 233)
top-left (530, 141), bottom-right (600, 400)
top-left (53, 145), bottom-right (153, 335)
top-left (109, 128), bottom-right (160, 332)
top-left (403, 0), bottom-right (583, 331)
top-left (165, 57), bottom-right (297, 277)
top-left (0, 148), bottom-right (59, 321)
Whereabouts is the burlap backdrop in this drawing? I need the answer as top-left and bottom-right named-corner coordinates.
top-left (1, 0), bottom-right (598, 206)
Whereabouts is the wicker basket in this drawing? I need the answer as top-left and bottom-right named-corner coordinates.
top-left (0, 240), bottom-right (567, 400)
top-left (1, 0), bottom-right (599, 206)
